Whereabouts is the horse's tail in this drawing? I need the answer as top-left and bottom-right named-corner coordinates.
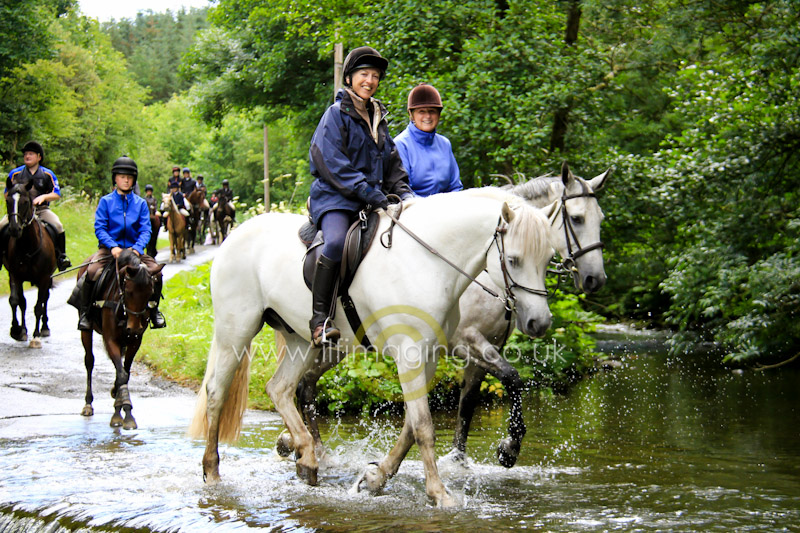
top-left (187, 334), bottom-right (251, 443)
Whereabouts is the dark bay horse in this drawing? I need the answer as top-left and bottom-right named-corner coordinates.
top-left (3, 182), bottom-right (57, 347)
top-left (186, 188), bottom-right (206, 253)
top-left (78, 249), bottom-right (164, 429)
top-left (146, 213), bottom-right (160, 258)
top-left (214, 194), bottom-right (234, 242)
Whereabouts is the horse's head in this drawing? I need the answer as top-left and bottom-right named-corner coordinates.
top-left (6, 181), bottom-right (35, 239)
top-left (513, 162), bottom-right (610, 294)
top-left (117, 251), bottom-right (162, 335)
top-left (486, 199), bottom-right (554, 338)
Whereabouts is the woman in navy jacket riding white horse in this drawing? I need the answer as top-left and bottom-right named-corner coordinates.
top-left (307, 46), bottom-right (413, 347)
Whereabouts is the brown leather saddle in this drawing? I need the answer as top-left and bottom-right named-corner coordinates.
top-left (299, 211), bottom-right (381, 347)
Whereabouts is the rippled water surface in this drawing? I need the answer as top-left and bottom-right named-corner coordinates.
top-left (1, 329), bottom-right (799, 531)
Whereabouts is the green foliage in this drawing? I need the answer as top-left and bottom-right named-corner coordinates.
top-left (101, 9), bottom-right (210, 104)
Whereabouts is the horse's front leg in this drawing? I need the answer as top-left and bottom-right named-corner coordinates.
top-left (458, 330), bottom-right (526, 467)
top-left (81, 330), bottom-right (95, 416)
top-left (403, 363), bottom-right (456, 508)
top-left (118, 336), bottom-right (142, 430)
top-left (103, 336), bottom-right (129, 428)
top-left (8, 278), bottom-right (27, 341)
top-left (451, 358), bottom-right (488, 461)
top-left (31, 282), bottom-right (52, 345)
top-left (365, 349), bottom-right (455, 507)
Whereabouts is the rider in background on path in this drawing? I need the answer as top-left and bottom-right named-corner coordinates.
top-left (163, 180), bottom-right (190, 218)
top-left (77, 156), bottom-right (166, 331)
top-left (394, 84), bottom-right (463, 197)
top-left (211, 179), bottom-right (235, 221)
top-left (167, 166), bottom-right (181, 192)
top-left (307, 46), bottom-right (413, 347)
top-left (194, 174), bottom-right (211, 211)
top-left (1, 140), bottom-right (72, 271)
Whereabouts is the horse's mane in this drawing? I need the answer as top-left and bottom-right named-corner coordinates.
top-left (454, 187), bottom-right (553, 265)
top-left (505, 174), bottom-right (562, 202)
top-left (117, 250), bottom-right (150, 286)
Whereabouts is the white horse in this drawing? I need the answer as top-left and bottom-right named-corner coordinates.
top-left (292, 163), bottom-right (611, 468)
top-left (188, 188), bottom-right (555, 507)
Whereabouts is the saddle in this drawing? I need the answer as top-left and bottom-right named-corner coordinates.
top-left (299, 211), bottom-right (381, 347)
top-left (67, 258), bottom-right (126, 327)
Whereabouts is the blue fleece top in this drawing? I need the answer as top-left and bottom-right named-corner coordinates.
top-left (394, 122), bottom-right (462, 197)
top-left (95, 189), bottom-right (151, 254)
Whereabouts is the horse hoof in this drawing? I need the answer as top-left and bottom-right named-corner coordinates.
top-left (296, 463), bottom-right (318, 486)
top-left (351, 462), bottom-right (385, 494)
top-left (497, 437), bottom-right (520, 468)
top-left (28, 338), bottom-right (42, 349)
top-left (110, 414), bottom-right (124, 427)
top-left (276, 430), bottom-right (294, 458)
top-left (10, 326), bottom-right (27, 342)
top-left (123, 417), bottom-right (138, 430)
top-left (40, 328), bottom-right (50, 338)
top-left (81, 405), bottom-right (94, 417)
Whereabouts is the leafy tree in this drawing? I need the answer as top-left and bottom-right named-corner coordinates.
top-left (102, 9), bottom-right (209, 103)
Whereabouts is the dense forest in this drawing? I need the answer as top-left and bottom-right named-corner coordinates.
top-left (1, 0), bottom-right (798, 366)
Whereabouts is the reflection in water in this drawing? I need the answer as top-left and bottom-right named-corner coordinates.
top-left (1, 329), bottom-right (799, 531)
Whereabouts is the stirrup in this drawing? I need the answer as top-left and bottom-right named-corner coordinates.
top-left (58, 255), bottom-right (72, 271)
top-left (312, 318), bottom-right (340, 347)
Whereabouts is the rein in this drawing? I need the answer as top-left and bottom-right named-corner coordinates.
top-left (381, 204), bottom-right (548, 314)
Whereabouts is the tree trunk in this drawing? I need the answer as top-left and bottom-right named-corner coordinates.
top-left (549, 0), bottom-right (582, 153)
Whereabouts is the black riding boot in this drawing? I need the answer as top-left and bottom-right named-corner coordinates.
top-left (149, 277), bottom-right (167, 329)
top-left (309, 254), bottom-right (340, 347)
top-left (78, 278), bottom-right (96, 331)
top-left (56, 232), bottom-right (72, 271)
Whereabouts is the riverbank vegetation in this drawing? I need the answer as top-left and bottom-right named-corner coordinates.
top-left (137, 259), bottom-right (603, 413)
top-left (1, 0), bottom-right (798, 373)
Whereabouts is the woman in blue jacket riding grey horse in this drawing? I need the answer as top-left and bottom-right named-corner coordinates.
top-left (308, 46), bottom-right (413, 347)
top-left (76, 156), bottom-right (166, 331)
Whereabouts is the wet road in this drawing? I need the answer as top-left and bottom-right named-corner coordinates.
top-left (0, 242), bottom-right (216, 420)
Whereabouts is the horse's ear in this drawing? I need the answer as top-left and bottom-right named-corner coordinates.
top-left (543, 199), bottom-right (560, 221)
top-left (588, 167), bottom-right (612, 192)
top-left (152, 264), bottom-right (165, 275)
top-left (561, 161), bottom-right (574, 186)
top-left (501, 202), bottom-right (516, 223)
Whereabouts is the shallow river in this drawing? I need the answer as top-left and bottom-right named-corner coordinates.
top-left (1, 328), bottom-right (798, 531)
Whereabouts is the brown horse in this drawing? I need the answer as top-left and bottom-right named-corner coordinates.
top-left (161, 193), bottom-right (186, 263)
top-left (3, 182), bottom-right (57, 348)
top-left (214, 194), bottom-right (234, 243)
top-left (78, 249), bottom-right (164, 429)
top-left (186, 188), bottom-right (206, 253)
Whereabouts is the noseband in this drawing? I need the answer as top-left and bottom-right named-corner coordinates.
top-left (550, 184), bottom-right (604, 277)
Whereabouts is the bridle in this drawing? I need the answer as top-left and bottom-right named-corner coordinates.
top-left (7, 191), bottom-right (36, 231)
top-left (113, 257), bottom-right (153, 325)
top-left (548, 183), bottom-right (604, 280)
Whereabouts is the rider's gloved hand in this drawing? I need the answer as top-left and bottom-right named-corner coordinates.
top-left (365, 188), bottom-right (389, 210)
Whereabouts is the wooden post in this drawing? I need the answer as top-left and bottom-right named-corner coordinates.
top-left (263, 123), bottom-right (270, 212)
top-left (334, 42), bottom-right (343, 100)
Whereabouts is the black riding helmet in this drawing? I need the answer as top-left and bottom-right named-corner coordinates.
top-left (145, 184), bottom-right (154, 191)
top-left (111, 155), bottom-right (138, 185)
top-left (342, 46), bottom-right (388, 85)
top-left (21, 140), bottom-right (44, 162)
